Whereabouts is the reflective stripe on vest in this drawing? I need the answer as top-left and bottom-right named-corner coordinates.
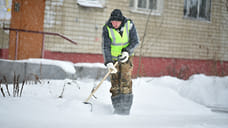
top-left (107, 20), bottom-right (130, 60)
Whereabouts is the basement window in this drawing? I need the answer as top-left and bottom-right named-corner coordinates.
top-left (77, 0), bottom-right (105, 8)
top-left (129, 0), bottom-right (163, 15)
top-left (184, 0), bottom-right (211, 21)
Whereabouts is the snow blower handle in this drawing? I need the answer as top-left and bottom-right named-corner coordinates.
top-left (84, 61), bottom-right (118, 103)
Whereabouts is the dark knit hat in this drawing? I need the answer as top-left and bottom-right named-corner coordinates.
top-left (110, 9), bottom-right (123, 21)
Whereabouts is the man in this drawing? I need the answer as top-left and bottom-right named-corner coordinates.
top-left (102, 9), bottom-right (139, 115)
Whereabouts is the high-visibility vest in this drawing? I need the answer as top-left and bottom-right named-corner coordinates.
top-left (107, 20), bottom-right (130, 60)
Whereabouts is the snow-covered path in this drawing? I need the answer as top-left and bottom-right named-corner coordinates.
top-left (0, 76), bottom-right (228, 128)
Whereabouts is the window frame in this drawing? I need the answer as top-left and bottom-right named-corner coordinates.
top-left (129, 0), bottom-right (163, 15)
top-left (183, 0), bottom-right (211, 21)
top-left (77, 0), bottom-right (105, 8)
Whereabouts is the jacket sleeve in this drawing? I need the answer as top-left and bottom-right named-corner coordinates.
top-left (102, 25), bottom-right (113, 65)
top-left (122, 20), bottom-right (139, 55)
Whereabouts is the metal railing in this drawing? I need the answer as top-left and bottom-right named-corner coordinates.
top-left (3, 27), bottom-right (77, 59)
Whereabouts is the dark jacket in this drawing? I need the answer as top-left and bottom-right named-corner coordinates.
top-left (102, 16), bottom-right (139, 65)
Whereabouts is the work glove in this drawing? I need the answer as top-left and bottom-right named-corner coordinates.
top-left (107, 62), bottom-right (117, 74)
top-left (119, 51), bottom-right (129, 63)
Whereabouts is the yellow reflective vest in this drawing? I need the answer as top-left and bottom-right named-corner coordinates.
top-left (106, 20), bottom-right (130, 60)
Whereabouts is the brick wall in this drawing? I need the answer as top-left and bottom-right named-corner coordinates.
top-left (0, 23), bottom-right (9, 50)
top-left (43, 0), bottom-right (228, 61)
top-left (1, 1), bottom-right (228, 61)
top-left (43, 50), bottom-right (228, 79)
top-left (1, 0), bottom-right (228, 79)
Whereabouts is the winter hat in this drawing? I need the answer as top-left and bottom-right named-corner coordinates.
top-left (110, 9), bottom-right (123, 21)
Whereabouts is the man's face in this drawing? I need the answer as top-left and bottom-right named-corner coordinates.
top-left (111, 21), bottom-right (122, 29)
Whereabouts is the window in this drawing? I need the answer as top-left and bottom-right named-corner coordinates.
top-left (129, 0), bottom-right (162, 15)
top-left (77, 0), bottom-right (105, 8)
top-left (184, 0), bottom-right (211, 21)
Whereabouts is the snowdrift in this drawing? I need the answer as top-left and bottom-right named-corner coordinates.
top-left (0, 59), bottom-right (228, 128)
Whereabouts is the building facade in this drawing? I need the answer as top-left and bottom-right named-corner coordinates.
top-left (1, 0), bottom-right (228, 79)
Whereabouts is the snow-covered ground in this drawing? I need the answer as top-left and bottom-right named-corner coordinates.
top-left (0, 60), bottom-right (228, 128)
